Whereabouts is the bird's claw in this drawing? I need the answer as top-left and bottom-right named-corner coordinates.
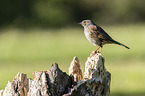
top-left (90, 50), bottom-right (100, 56)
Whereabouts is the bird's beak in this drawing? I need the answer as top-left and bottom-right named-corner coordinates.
top-left (78, 22), bottom-right (82, 25)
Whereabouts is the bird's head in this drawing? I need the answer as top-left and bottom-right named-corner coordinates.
top-left (78, 20), bottom-right (94, 28)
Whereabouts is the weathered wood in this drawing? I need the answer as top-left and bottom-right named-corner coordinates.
top-left (69, 56), bottom-right (82, 82)
top-left (84, 53), bottom-right (111, 96)
top-left (0, 52), bottom-right (111, 96)
top-left (27, 64), bottom-right (73, 96)
top-left (1, 72), bottom-right (28, 96)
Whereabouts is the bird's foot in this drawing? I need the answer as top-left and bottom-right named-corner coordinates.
top-left (90, 50), bottom-right (100, 56)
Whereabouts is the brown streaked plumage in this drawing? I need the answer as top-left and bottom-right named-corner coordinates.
top-left (79, 20), bottom-right (130, 53)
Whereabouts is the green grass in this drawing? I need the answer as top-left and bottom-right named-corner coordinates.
top-left (0, 23), bottom-right (145, 96)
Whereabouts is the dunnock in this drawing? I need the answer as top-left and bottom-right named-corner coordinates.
top-left (79, 20), bottom-right (130, 53)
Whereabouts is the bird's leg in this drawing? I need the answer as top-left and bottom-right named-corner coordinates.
top-left (100, 46), bottom-right (103, 52)
top-left (94, 46), bottom-right (101, 53)
top-left (91, 46), bottom-right (101, 55)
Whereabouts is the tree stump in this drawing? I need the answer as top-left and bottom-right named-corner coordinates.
top-left (0, 52), bottom-right (111, 96)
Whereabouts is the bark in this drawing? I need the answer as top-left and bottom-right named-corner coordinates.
top-left (0, 52), bottom-right (111, 96)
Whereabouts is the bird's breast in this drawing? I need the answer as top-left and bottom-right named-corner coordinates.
top-left (84, 28), bottom-right (98, 46)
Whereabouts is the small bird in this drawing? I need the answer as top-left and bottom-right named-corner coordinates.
top-left (79, 20), bottom-right (130, 53)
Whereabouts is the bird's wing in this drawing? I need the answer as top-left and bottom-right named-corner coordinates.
top-left (88, 25), bottom-right (113, 41)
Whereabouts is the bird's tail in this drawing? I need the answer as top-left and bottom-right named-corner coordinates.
top-left (112, 40), bottom-right (130, 49)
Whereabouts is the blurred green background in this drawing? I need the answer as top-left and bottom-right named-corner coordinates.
top-left (0, 0), bottom-right (145, 96)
